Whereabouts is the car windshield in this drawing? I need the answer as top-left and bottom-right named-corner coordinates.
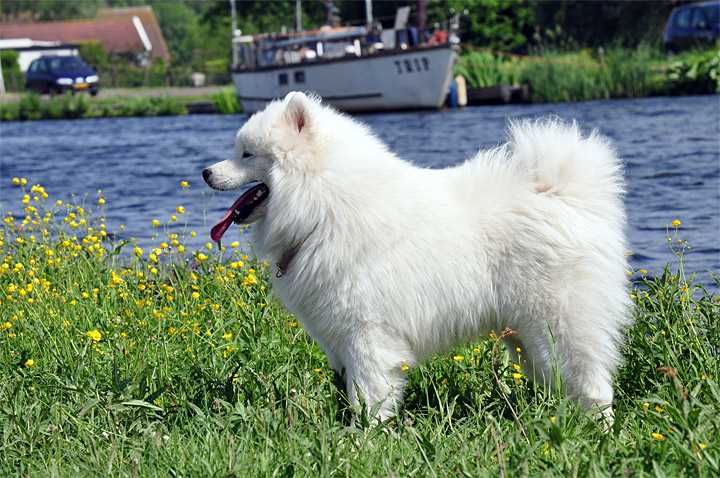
top-left (47, 57), bottom-right (87, 71)
top-left (703, 4), bottom-right (719, 25)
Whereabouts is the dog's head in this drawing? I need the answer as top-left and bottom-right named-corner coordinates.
top-left (202, 91), bottom-right (323, 242)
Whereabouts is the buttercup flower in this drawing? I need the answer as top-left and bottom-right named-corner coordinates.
top-left (86, 329), bottom-right (102, 342)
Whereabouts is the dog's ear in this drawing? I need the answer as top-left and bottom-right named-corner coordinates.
top-left (283, 91), bottom-right (312, 134)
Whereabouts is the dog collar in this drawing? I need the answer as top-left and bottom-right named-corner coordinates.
top-left (276, 222), bottom-right (319, 278)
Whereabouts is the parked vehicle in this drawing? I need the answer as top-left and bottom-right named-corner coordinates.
top-left (25, 55), bottom-right (99, 96)
top-left (664, 1), bottom-right (720, 52)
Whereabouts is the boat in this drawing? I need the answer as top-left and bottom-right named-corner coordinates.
top-left (229, 2), bottom-right (459, 113)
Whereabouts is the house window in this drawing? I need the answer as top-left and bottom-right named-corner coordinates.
top-left (294, 70), bottom-right (305, 83)
top-left (278, 73), bottom-right (288, 85)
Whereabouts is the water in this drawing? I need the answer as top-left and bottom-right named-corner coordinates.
top-left (1, 96), bottom-right (719, 288)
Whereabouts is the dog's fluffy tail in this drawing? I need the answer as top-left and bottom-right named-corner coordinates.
top-left (508, 119), bottom-right (625, 208)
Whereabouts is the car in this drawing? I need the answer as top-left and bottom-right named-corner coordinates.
top-left (663, 1), bottom-right (720, 52)
top-left (25, 55), bottom-right (99, 96)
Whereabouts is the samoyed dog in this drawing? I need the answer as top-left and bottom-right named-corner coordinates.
top-left (203, 91), bottom-right (631, 426)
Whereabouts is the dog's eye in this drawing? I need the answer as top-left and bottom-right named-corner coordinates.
top-left (242, 151), bottom-right (253, 159)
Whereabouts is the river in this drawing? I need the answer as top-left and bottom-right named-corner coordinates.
top-left (1, 95), bottom-right (718, 288)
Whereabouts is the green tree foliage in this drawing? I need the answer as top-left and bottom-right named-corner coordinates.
top-left (0, 50), bottom-right (24, 92)
top-left (530, 0), bottom-right (675, 48)
top-left (1, 0), bottom-right (99, 21)
top-left (152, 1), bottom-right (201, 68)
top-left (433, 0), bottom-right (534, 51)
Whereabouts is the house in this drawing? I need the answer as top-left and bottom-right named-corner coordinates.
top-left (0, 38), bottom-right (79, 72)
top-left (0, 6), bottom-right (170, 65)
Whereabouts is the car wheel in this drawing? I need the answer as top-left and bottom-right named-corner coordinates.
top-left (90, 89), bottom-right (98, 97)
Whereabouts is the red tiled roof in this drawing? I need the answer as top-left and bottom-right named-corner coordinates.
top-left (97, 7), bottom-right (170, 62)
top-left (0, 6), bottom-right (170, 62)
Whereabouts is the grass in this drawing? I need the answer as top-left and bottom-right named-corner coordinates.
top-left (1, 177), bottom-right (718, 476)
top-left (0, 89), bottom-right (244, 122)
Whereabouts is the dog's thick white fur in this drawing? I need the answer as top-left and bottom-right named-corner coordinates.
top-left (203, 92), bottom-right (631, 425)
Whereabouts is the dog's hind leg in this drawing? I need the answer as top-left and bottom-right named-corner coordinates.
top-left (342, 324), bottom-right (415, 422)
top-left (521, 320), bottom-right (617, 431)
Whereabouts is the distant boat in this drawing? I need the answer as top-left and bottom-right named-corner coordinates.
top-left (229, 3), bottom-right (458, 113)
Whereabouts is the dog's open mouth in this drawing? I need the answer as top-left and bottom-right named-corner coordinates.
top-left (210, 182), bottom-right (269, 243)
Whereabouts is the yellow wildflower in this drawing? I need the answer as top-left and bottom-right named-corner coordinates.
top-left (191, 291), bottom-right (200, 300)
top-left (152, 219), bottom-right (161, 227)
top-left (230, 241), bottom-right (240, 249)
top-left (400, 362), bottom-right (410, 373)
top-left (134, 246), bottom-right (144, 258)
top-left (86, 329), bottom-right (102, 342)
top-left (671, 219), bottom-right (682, 228)
top-left (651, 432), bottom-right (665, 441)
top-left (453, 355), bottom-right (464, 362)
top-left (176, 206), bottom-right (185, 214)
top-left (180, 180), bottom-right (189, 188)
top-left (11, 177), bottom-right (20, 186)
top-left (24, 359), bottom-right (35, 367)
top-left (222, 331), bottom-right (233, 340)
top-left (197, 253), bottom-right (208, 262)
top-left (97, 197), bottom-right (106, 205)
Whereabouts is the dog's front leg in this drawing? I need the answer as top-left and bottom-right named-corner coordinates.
top-left (342, 325), bottom-right (415, 422)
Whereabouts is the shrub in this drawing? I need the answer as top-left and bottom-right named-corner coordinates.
top-left (211, 88), bottom-right (241, 114)
top-left (17, 94), bottom-right (43, 120)
top-left (0, 50), bottom-right (24, 92)
top-left (663, 48), bottom-right (720, 95)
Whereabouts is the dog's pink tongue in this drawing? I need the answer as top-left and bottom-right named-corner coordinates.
top-left (210, 196), bottom-right (243, 243)
top-left (209, 186), bottom-right (256, 243)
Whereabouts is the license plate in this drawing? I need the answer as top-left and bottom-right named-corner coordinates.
top-left (74, 83), bottom-right (89, 90)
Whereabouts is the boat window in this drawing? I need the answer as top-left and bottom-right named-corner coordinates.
top-left (294, 71), bottom-right (305, 83)
top-left (278, 73), bottom-right (288, 85)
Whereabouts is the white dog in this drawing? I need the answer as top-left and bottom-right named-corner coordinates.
top-left (203, 92), bottom-right (631, 426)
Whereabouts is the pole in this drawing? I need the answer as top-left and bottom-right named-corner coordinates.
top-left (416, 0), bottom-right (427, 35)
top-left (0, 57), bottom-right (5, 95)
top-left (365, 0), bottom-right (373, 26)
top-left (230, 0), bottom-right (237, 35)
top-left (230, 0), bottom-right (238, 67)
top-left (296, 0), bottom-right (302, 32)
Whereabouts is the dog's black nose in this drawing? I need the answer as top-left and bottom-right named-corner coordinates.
top-left (202, 168), bottom-right (212, 183)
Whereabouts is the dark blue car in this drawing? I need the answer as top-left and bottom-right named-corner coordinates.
top-left (25, 55), bottom-right (99, 96)
top-left (664, 1), bottom-right (720, 52)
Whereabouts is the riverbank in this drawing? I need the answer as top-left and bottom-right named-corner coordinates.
top-left (456, 46), bottom-right (719, 103)
top-left (1, 178), bottom-right (718, 475)
top-left (1, 46), bottom-right (717, 121)
top-left (0, 87), bottom-right (241, 121)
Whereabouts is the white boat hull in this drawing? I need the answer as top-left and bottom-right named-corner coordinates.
top-left (232, 46), bottom-right (456, 113)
